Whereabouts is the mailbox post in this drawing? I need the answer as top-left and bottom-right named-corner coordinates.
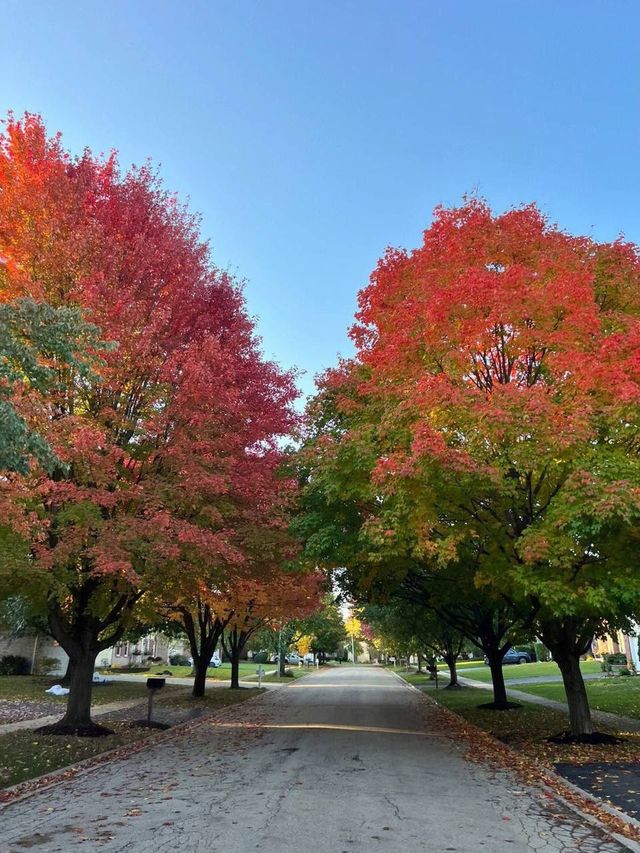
top-left (146, 677), bottom-right (165, 725)
top-left (256, 666), bottom-right (265, 688)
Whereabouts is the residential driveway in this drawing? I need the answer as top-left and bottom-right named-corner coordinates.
top-left (1, 667), bottom-right (629, 852)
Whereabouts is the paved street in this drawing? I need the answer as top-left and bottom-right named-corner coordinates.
top-left (1, 667), bottom-right (630, 852)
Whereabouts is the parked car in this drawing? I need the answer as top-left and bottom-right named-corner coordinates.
top-left (484, 648), bottom-right (533, 665)
top-left (302, 653), bottom-right (315, 664)
top-left (270, 652), bottom-right (301, 665)
top-left (186, 652), bottom-right (222, 668)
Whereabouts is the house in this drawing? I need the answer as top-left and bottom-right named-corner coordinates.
top-left (593, 627), bottom-right (639, 669)
top-left (0, 631), bottom-right (190, 674)
top-left (0, 633), bottom-right (67, 674)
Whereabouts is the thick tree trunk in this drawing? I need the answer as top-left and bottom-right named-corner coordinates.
top-left (538, 617), bottom-right (594, 737)
top-left (230, 653), bottom-right (240, 689)
top-left (486, 648), bottom-right (509, 708)
top-left (556, 652), bottom-right (593, 736)
top-left (60, 652), bottom-right (96, 728)
top-left (417, 652), bottom-right (423, 673)
top-left (192, 655), bottom-right (209, 698)
top-left (42, 575), bottom-right (137, 735)
top-left (59, 657), bottom-right (75, 688)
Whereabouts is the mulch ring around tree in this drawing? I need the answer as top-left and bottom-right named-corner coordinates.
top-left (555, 762), bottom-right (640, 822)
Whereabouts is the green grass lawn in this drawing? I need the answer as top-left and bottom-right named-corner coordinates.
top-left (0, 676), bottom-right (184, 706)
top-left (516, 676), bottom-right (640, 719)
top-left (145, 662), bottom-right (264, 680)
top-left (401, 679), bottom-right (640, 769)
top-left (454, 659), bottom-right (602, 683)
top-left (0, 687), bottom-right (262, 790)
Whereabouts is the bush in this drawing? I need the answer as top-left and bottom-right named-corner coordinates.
top-left (253, 650), bottom-right (269, 664)
top-left (113, 664), bottom-right (149, 672)
top-left (618, 667), bottom-right (632, 676)
top-left (606, 653), bottom-right (628, 666)
top-left (37, 656), bottom-right (61, 676)
top-left (0, 654), bottom-right (31, 675)
top-left (533, 642), bottom-right (550, 662)
top-left (169, 654), bottom-right (190, 666)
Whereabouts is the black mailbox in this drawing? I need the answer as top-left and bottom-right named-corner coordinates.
top-left (147, 677), bottom-right (166, 691)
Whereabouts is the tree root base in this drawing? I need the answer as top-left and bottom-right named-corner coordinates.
top-left (37, 721), bottom-right (114, 737)
top-left (131, 720), bottom-right (171, 730)
top-left (444, 683), bottom-right (464, 690)
top-left (547, 730), bottom-right (624, 745)
top-left (477, 701), bottom-right (522, 711)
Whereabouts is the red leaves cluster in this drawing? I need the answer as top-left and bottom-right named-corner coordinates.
top-left (0, 113), bottom-right (298, 593)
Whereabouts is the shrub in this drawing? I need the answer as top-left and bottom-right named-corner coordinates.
top-left (618, 667), bottom-right (632, 676)
top-left (169, 654), bottom-right (190, 666)
top-left (0, 654), bottom-right (31, 675)
top-left (253, 650), bottom-right (268, 663)
top-left (533, 642), bottom-right (550, 662)
top-left (37, 656), bottom-right (61, 676)
top-left (113, 664), bottom-right (149, 672)
top-left (606, 653), bottom-right (628, 666)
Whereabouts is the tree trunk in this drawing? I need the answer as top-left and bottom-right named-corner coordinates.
top-left (416, 652), bottom-right (423, 673)
top-left (230, 652), bottom-right (240, 689)
top-left (192, 655), bottom-right (209, 698)
top-left (179, 602), bottom-right (226, 698)
top-left (486, 648), bottom-right (509, 709)
top-left (538, 617), bottom-right (594, 737)
top-left (444, 653), bottom-right (460, 689)
top-left (60, 652), bottom-right (95, 727)
top-left (556, 652), bottom-right (594, 736)
top-left (59, 656), bottom-right (75, 688)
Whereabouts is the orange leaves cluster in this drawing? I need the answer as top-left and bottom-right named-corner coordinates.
top-left (353, 198), bottom-right (640, 481)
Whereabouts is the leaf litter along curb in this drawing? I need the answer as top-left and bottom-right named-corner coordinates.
top-left (0, 687), bottom-right (267, 806)
top-left (420, 689), bottom-right (640, 844)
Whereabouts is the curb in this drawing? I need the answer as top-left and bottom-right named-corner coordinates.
top-left (397, 672), bottom-right (640, 851)
top-left (0, 686), bottom-right (271, 809)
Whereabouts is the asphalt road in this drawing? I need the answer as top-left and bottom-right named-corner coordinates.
top-left (1, 666), bottom-right (630, 852)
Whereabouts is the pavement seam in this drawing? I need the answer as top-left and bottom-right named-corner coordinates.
top-left (400, 673), bottom-right (640, 851)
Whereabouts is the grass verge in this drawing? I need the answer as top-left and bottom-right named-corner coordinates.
top-left (405, 680), bottom-right (640, 768)
top-left (515, 676), bottom-right (640, 719)
top-left (453, 659), bottom-right (602, 683)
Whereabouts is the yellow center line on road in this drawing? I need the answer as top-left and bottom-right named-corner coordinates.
top-left (202, 721), bottom-right (436, 737)
top-left (289, 683), bottom-right (399, 688)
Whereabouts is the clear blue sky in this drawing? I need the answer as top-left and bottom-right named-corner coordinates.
top-left (2, 2), bottom-right (639, 398)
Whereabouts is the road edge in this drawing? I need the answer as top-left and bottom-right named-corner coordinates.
top-left (394, 671), bottom-right (640, 852)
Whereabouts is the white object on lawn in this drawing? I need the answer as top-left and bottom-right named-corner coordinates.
top-left (45, 684), bottom-right (69, 696)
